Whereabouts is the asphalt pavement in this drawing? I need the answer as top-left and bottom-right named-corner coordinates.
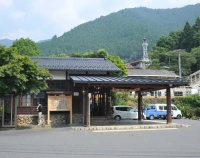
top-left (0, 119), bottom-right (199, 158)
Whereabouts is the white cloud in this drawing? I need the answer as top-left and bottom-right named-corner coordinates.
top-left (11, 11), bottom-right (25, 21)
top-left (0, 0), bottom-right (200, 41)
top-left (0, 0), bottom-right (13, 8)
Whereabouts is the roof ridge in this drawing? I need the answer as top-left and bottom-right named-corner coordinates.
top-left (31, 57), bottom-right (106, 60)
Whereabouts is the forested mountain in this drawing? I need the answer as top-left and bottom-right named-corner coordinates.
top-left (38, 4), bottom-right (200, 60)
top-left (0, 39), bottom-right (14, 47)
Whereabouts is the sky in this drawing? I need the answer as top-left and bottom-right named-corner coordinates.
top-left (0, 0), bottom-right (200, 42)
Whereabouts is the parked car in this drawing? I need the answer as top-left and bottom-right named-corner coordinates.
top-left (110, 105), bottom-right (140, 121)
top-left (143, 104), bottom-right (182, 120)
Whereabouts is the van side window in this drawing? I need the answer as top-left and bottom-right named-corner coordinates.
top-left (150, 106), bottom-right (155, 109)
top-left (159, 106), bottom-right (164, 110)
top-left (172, 106), bottom-right (177, 110)
top-left (164, 106), bottom-right (167, 110)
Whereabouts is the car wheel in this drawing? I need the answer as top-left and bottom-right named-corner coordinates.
top-left (115, 115), bottom-right (121, 121)
top-left (177, 115), bottom-right (181, 119)
top-left (149, 115), bottom-right (155, 120)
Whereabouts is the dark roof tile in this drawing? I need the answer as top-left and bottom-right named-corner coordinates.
top-left (128, 69), bottom-right (179, 78)
top-left (31, 57), bottom-right (120, 71)
top-left (70, 76), bottom-right (189, 87)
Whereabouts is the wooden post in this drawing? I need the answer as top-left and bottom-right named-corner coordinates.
top-left (106, 88), bottom-right (111, 116)
top-left (82, 86), bottom-right (87, 126)
top-left (166, 86), bottom-right (172, 124)
top-left (138, 91), bottom-right (142, 121)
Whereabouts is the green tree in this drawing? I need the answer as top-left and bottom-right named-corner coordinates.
top-left (149, 46), bottom-right (196, 76)
top-left (0, 46), bottom-right (52, 96)
top-left (192, 17), bottom-right (200, 48)
top-left (180, 22), bottom-right (193, 51)
top-left (190, 46), bottom-right (200, 72)
top-left (107, 54), bottom-right (127, 76)
top-left (157, 31), bottom-right (181, 50)
top-left (149, 46), bottom-right (170, 69)
top-left (12, 38), bottom-right (40, 56)
top-left (178, 51), bottom-right (196, 76)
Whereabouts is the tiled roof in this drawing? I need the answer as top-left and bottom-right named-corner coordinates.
top-left (31, 57), bottom-right (120, 71)
top-left (70, 76), bottom-right (189, 88)
top-left (190, 69), bottom-right (200, 76)
top-left (128, 69), bottom-right (179, 78)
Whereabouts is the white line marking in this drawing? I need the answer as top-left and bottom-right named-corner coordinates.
top-left (92, 128), bottom-right (178, 132)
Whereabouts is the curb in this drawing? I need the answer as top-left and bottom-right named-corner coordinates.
top-left (71, 124), bottom-right (190, 131)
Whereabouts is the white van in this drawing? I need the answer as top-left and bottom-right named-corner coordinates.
top-left (144, 104), bottom-right (182, 120)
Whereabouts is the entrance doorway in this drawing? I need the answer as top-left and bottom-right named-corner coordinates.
top-left (1, 96), bottom-right (16, 127)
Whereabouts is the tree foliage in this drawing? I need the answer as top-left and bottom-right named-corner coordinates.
top-left (173, 95), bottom-right (200, 119)
top-left (149, 17), bottom-right (200, 76)
top-left (0, 46), bottom-right (52, 96)
top-left (12, 38), bottom-right (40, 56)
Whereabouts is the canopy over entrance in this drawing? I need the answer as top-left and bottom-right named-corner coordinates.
top-left (70, 76), bottom-right (189, 126)
top-left (70, 76), bottom-right (188, 91)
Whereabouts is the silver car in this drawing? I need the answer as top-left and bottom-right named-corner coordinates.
top-left (110, 105), bottom-right (138, 121)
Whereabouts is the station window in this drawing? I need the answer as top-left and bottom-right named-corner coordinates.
top-left (174, 92), bottom-right (183, 96)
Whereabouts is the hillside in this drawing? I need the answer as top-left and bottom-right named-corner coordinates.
top-left (37, 4), bottom-right (200, 59)
top-left (0, 39), bottom-right (14, 47)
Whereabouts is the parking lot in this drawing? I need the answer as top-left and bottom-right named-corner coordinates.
top-left (0, 119), bottom-right (199, 158)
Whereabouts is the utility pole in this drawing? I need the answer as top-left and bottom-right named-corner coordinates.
top-left (178, 50), bottom-right (181, 79)
top-left (173, 49), bottom-right (185, 80)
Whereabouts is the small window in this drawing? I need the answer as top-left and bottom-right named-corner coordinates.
top-left (33, 92), bottom-right (46, 107)
top-left (159, 106), bottom-right (164, 110)
top-left (172, 106), bottom-right (177, 110)
top-left (22, 94), bottom-right (31, 106)
top-left (150, 106), bottom-right (155, 110)
top-left (174, 92), bottom-right (183, 96)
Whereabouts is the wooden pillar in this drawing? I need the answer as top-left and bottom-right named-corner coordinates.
top-left (138, 91), bottom-right (142, 121)
top-left (82, 86), bottom-right (87, 126)
top-left (102, 89), bottom-right (105, 116)
top-left (106, 88), bottom-right (111, 116)
top-left (166, 86), bottom-right (172, 124)
top-left (85, 87), bottom-right (89, 127)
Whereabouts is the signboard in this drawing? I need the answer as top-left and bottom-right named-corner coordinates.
top-left (48, 95), bottom-right (71, 110)
top-left (47, 95), bottom-right (72, 125)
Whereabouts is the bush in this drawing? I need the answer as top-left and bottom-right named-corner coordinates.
top-left (174, 95), bottom-right (200, 118)
top-left (113, 92), bottom-right (200, 118)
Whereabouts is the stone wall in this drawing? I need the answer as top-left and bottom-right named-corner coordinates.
top-left (17, 113), bottom-right (83, 126)
top-left (17, 115), bottom-right (47, 125)
top-left (72, 114), bottom-right (83, 125)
